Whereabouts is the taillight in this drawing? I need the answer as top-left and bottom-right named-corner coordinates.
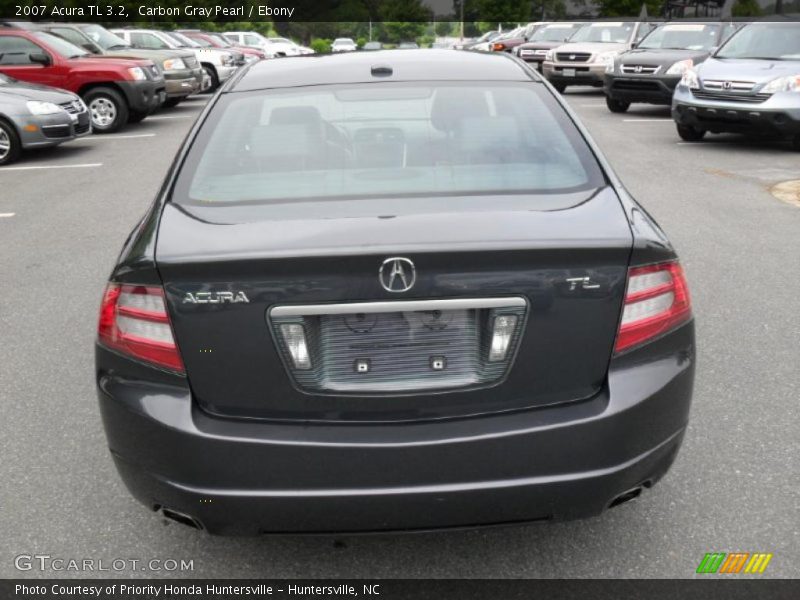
top-left (492, 43), bottom-right (506, 51)
top-left (614, 261), bottom-right (691, 354)
top-left (98, 284), bottom-right (185, 373)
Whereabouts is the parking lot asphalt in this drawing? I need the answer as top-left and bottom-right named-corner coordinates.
top-left (1, 91), bottom-right (798, 579)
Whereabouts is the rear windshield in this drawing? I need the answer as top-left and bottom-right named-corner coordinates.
top-left (172, 82), bottom-right (605, 208)
top-left (639, 23), bottom-right (720, 51)
top-left (716, 23), bottom-right (800, 60)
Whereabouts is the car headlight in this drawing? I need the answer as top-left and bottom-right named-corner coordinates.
top-left (163, 58), bottom-right (186, 70)
top-left (605, 59), bottom-right (616, 74)
top-left (761, 74), bottom-right (800, 94)
top-left (221, 53), bottom-right (233, 65)
top-left (679, 68), bottom-right (700, 90)
top-left (595, 51), bottom-right (617, 68)
top-left (127, 67), bottom-right (146, 81)
top-left (545, 49), bottom-right (554, 61)
top-left (26, 101), bottom-right (62, 115)
top-left (666, 59), bottom-right (694, 76)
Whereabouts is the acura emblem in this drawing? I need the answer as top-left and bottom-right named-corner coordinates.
top-left (379, 257), bottom-right (416, 293)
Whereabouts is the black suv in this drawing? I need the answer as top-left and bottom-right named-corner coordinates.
top-left (605, 22), bottom-right (742, 112)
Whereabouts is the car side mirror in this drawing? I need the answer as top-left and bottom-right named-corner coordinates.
top-left (29, 52), bottom-right (51, 66)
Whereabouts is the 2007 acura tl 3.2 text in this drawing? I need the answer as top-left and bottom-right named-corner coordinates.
top-left (95, 50), bottom-right (695, 535)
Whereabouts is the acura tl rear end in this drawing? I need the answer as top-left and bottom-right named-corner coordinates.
top-left (95, 50), bottom-right (695, 535)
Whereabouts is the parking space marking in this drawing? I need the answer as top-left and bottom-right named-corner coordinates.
top-left (0, 212), bottom-right (15, 218)
top-left (82, 133), bottom-right (157, 140)
top-left (146, 115), bottom-right (197, 121)
top-left (0, 163), bottom-right (102, 172)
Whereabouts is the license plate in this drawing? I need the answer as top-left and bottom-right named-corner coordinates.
top-left (563, 68), bottom-right (576, 77)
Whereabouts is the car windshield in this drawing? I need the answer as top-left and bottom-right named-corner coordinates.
top-left (715, 23), bottom-right (800, 60)
top-left (169, 32), bottom-right (200, 48)
top-left (82, 25), bottom-right (129, 51)
top-left (173, 82), bottom-right (604, 210)
top-left (188, 35), bottom-right (213, 48)
top-left (530, 24), bottom-right (581, 43)
top-left (32, 31), bottom-right (88, 58)
top-left (568, 22), bottom-right (634, 44)
top-left (208, 33), bottom-right (232, 47)
top-left (639, 23), bottom-right (720, 51)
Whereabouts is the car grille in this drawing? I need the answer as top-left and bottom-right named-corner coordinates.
top-left (703, 80), bottom-right (756, 92)
top-left (269, 298), bottom-right (526, 394)
top-left (612, 79), bottom-right (661, 91)
top-left (184, 56), bottom-right (199, 69)
top-left (556, 52), bottom-right (591, 63)
top-left (59, 100), bottom-right (83, 114)
top-left (620, 64), bottom-right (660, 75)
top-left (691, 90), bottom-right (772, 104)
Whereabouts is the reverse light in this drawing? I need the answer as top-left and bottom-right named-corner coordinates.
top-left (489, 315), bottom-right (518, 362)
top-left (680, 68), bottom-right (700, 90)
top-left (98, 284), bottom-right (184, 373)
top-left (127, 67), bottom-right (146, 81)
top-left (761, 74), bottom-right (800, 94)
top-left (279, 323), bottom-right (311, 369)
top-left (26, 101), bottom-right (62, 115)
top-left (666, 58), bottom-right (694, 76)
top-left (615, 262), bottom-right (692, 354)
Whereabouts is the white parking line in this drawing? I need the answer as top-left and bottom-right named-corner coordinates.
top-left (82, 133), bottom-right (156, 140)
top-left (623, 119), bottom-right (672, 123)
top-left (0, 163), bottom-right (103, 172)
top-left (578, 103), bottom-right (607, 108)
top-left (0, 212), bottom-right (15, 218)
top-left (146, 115), bottom-right (196, 121)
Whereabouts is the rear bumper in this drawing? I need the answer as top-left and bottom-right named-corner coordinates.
top-left (605, 73), bottom-right (679, 105)
top-left (164, 70), bottom-right (201, 98)
top-left (543, 62), bottom-right (606, 87)
top-left (672, 87), bottom-right (800, 136)
top-left (97, 322), bottom-right (694, 535)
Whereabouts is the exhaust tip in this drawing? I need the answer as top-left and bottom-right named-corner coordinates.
top-left (161, 507), bottom-right (204, 530)
top-left (609, 486), bottom-right (643, 509)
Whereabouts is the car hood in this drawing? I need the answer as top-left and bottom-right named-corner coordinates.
top-left (517, 41), bottom-right (564, 51)
top-left (553, 42), bottom-right (630, 56)
top-left (617, 48), bottom-right (711, 68)
top-left (0, 79), bottom-right (77, 103)
top-left (697, 57), bottom-right (800, 85)
top-left (70, 55), bottom-right (153, 68)
top-left (105, 48), bottom-right (192, 61)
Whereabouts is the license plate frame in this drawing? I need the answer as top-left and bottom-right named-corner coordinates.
top-left (563, 68), bottom-right (576, 77)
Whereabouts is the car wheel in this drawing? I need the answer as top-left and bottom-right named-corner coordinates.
top-left (792, 135), bottom-right (800, 151)
top-left (552, 83), bottom-right (566, 94)
top-left (676, 124), bottom-right (706, 142)
top-left (203, 65), bottom-right (220, 93)
top-left (606, 97), bottom-right (630, 113)
top-left (161, 98), bottom-right (182, 109)
top-left (0, 119), bottom-right (22, 166)
top-left (84, 87), bottom-right (129, 134)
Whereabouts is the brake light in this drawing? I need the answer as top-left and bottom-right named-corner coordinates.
top-left (98, 284), bottom-right (185, 373)
top-left (615, 261), bottom-right (691, 353)
top-left (492, 43), bottom-right (506, 51)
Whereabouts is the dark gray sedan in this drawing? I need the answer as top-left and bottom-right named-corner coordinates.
top-left (96, 50), bottom-right (695, 535)
top-left (0, 73), bottom-right (90, 165)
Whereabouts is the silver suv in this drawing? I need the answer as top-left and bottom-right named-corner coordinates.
top-left (672, 22), bottom-right (800, 150)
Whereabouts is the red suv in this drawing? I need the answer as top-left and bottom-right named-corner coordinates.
top-left (0, 29), bottom-right (164, 133)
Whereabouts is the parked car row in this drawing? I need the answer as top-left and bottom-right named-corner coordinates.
top-left (479, 20), bottom-right (799, 152)
top-left (0, 23), bottom-right (311, 164)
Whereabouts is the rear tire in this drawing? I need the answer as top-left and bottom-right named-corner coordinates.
top-left (83, 87), bottom-right (129, 134)
top-left (162, 97), bottom-right (182, 109)
top-left (676, 124), bottom-right (706, 142)
top-left (202, 65), bottom-right (219, 93)
top-left (552, 83), bottom-right (566, 94)
top-left (792, 135), bottom-right (800, 151)
top-left (0, 119), bottom-right (22, 166)
top-left (606, 96), bottom-right (630, 113)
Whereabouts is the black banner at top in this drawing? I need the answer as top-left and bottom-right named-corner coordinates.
top-left (0, 0), bottom-right (791, 23)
